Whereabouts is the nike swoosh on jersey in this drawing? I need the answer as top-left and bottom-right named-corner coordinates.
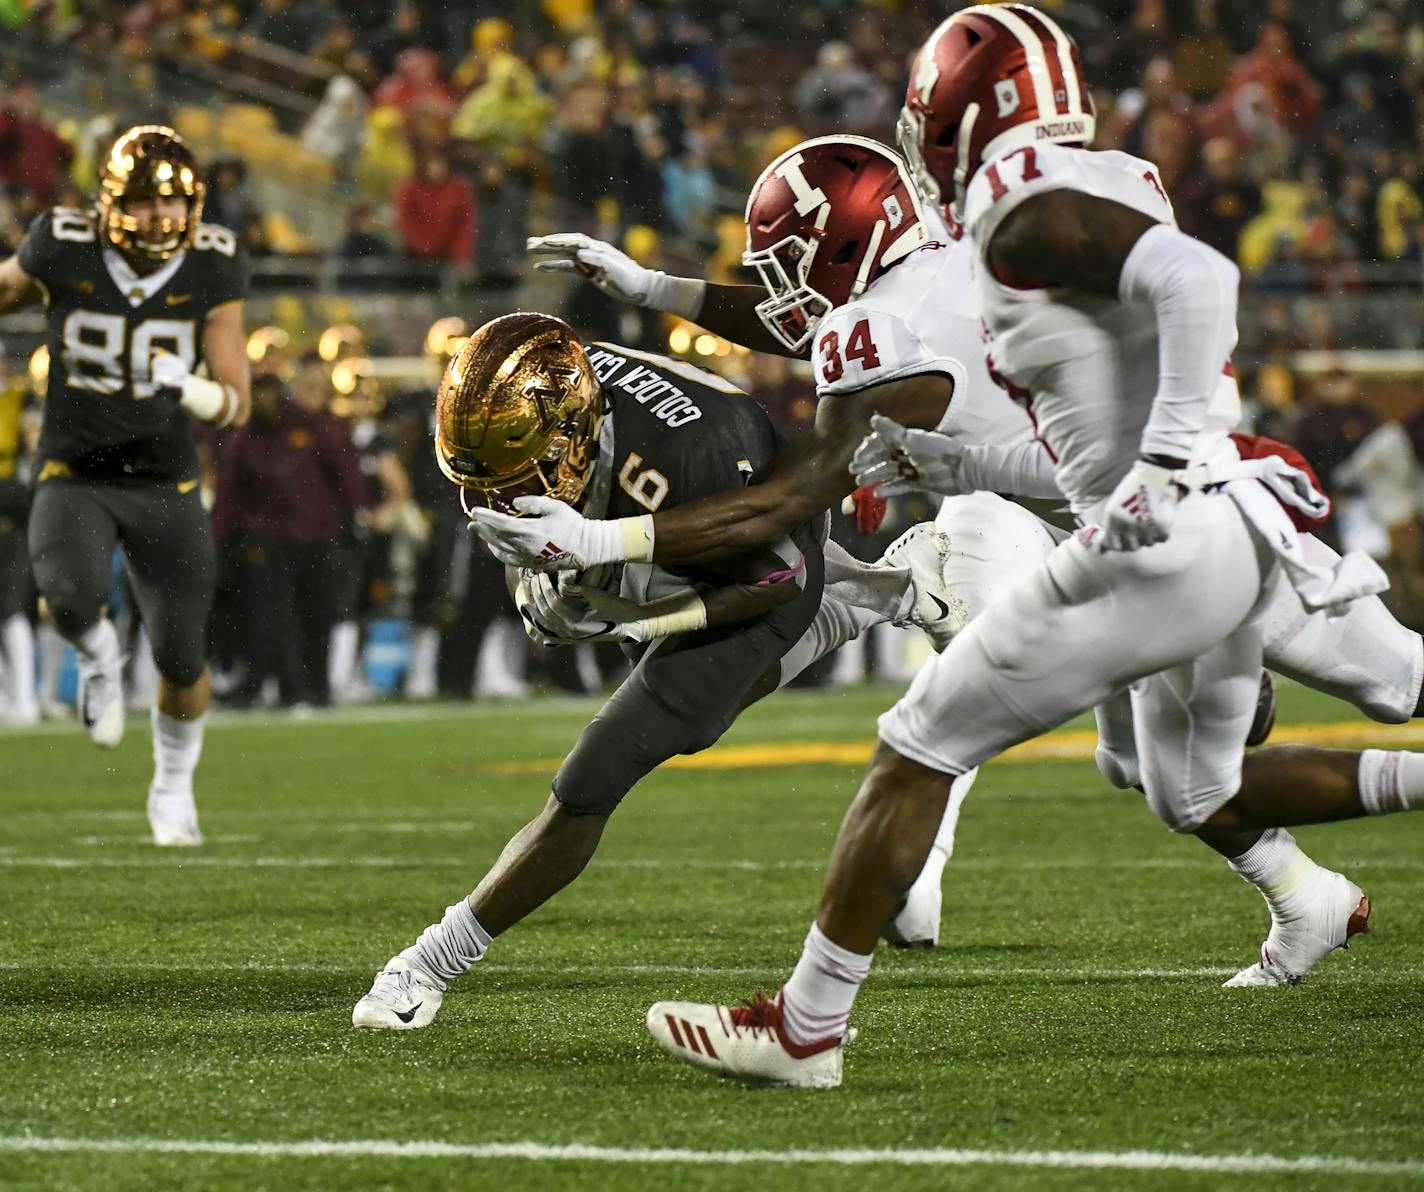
top-left (165, 293), bottom-right (193, 306)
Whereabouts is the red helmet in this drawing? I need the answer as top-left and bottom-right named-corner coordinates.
top-left (898, 4), bottom-right (1094, 230)
top-left (743, 135), bottom-right (930, 353)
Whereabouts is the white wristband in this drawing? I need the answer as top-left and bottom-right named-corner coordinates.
top-left (643, 272), bottom-right (706, 320)
top-left (637, 591), bottom-right (707, 638)
top-left (614, 514), bottom-right (655, 563)
top-left (180, 375), bottom-right (238, 428)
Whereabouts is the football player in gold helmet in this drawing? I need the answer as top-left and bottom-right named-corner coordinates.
top-left (0, 123), bottom-right (250, 846)
top-left (353, 312), bottom-right (959, 1031)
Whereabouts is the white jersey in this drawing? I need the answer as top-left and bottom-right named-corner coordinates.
top-left (811, 217), bottom-right (1033, 450)
top-left (964, 143), bottom-right (1241, 519)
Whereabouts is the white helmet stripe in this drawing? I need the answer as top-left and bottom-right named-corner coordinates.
top-left (964, 4), bottom-right (1057, 118)
top-left (1018, 6), bottom-right (1084, 117)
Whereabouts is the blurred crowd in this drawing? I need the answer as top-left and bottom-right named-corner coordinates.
top-left (0, 0), bottom-right (1420, 296)
top-left (3, 0), bottom-right (1424, 721)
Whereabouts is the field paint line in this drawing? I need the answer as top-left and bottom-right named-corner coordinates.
top-left (0, 960), bottom-right (1242, 979)
top-left (483, 719), bottom-right (1424, 774)
top-left (6, 960), bottom-right (1421, 981)
top-left (1, 1135), bottom-right (1420, 1177)
top-left (75, 835), bottom-right (261, 847)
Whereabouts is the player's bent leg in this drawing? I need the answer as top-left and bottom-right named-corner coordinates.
top-left (146, 671), bottom-right (211, 847)
top-left (884, 766), bottom-right (976, 948)
top-left (28, 481), bottom-right (125, 746)
top-left (1262, 535), bottom-right (1424, 724)
top-left (113, 482), bottom-right (217, 846)
top-left (650, 739), bottom-right (948, 1088)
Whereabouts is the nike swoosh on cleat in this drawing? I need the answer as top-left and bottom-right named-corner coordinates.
top-left (394, 1003), bottom-right (422, 1024)
top-left (927, 593), bottom-right (951, 621)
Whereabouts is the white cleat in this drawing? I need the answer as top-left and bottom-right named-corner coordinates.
top-left (1225, 870), bottom-right (1371, 987)
top-left (147, 789), bottom-right (203, 847)
top-left (882, 523), bottom-right (966, 652)
top-left (77, 653), bottom-right (125, 748)
top-left (353, 956), bottom-right (446, 1030)
top-left (883, 866), bottom-right (942, 949)
top-left (646, 992), bottom-right (854, 1089)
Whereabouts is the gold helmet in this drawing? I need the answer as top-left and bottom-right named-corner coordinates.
top-left (435, 312), bottom-right (604, 513)
top-left (97, 125), bottom-right (206, 261)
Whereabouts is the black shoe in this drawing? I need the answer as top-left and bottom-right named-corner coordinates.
top-left (1246, 671), bottom-right (1277, 747)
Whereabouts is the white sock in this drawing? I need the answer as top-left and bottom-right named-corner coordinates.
top-left (151, 707), bottom-right (206, 797)
top-left (37, 624), bottom-right (66, 707)
top-left (403, 626), bottom-right (440, 697)
top-left (2, 614), bottom-right (35, 714)
top-left (1357, 749), bottom-right (1424, 815)
top-left (329, 621), bottom-right (359, 696)
top-left (76, 619), bottom-right (120, 667)
top-left (1226, 828), bottom-right (1316, 916)
top-left (401, 898), bottom-right (492, 987)
top-left (780, 922), bottom-right (872, 1046)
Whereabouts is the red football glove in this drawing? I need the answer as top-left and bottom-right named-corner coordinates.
top-left (843, 484), bottom-right (888, 534)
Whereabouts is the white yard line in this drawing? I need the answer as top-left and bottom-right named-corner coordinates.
top-left (0, 1135), bottom-right (1418, 1177)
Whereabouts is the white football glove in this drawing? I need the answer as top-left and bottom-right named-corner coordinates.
top-left (468, 495), bottom-right (640, 571)
top-left (526, 233), bottom-right (658, 305)
top-left (150, 350), bottom-right (192, 394)
top-left (850, 414), bottom-right (970, 497)
top-left (514, 571), bottom-right (623, 646)
top-left (1099, 458), bottom-right (1186, 552)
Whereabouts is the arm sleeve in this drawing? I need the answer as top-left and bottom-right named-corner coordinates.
top-left (958, 436), bottom-right (1063, 498)
top-left (1118, 223), bottom-right (1240, 461)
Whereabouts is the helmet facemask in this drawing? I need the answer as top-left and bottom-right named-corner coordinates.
top-left (742, 233), bottom-right (832, 354)
top-left (97, 126), bottom-right (205, 263)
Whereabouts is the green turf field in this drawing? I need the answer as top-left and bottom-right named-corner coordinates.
top-left (2, 682), bottom-right (1422, 1190)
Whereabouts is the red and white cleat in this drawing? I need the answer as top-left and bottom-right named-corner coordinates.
top-left (646, 992), bottom-right (854, 1089)
top-left (1225, 870), bottom-right (1372, 988)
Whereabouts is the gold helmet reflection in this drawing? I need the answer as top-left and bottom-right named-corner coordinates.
top-left (435, 313), bottom-right (604, 512)
top-left (97, 125), bottom-right (205, 261)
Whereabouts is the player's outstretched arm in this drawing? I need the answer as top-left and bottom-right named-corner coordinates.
top-left (0, 255), bottom-right (39, 314)
top-left (526, 232), bottom-right (795, 357)
top-left (471, 372), bottom-right (949, 570)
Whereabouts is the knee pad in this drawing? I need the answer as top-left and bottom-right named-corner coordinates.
top-left (1094, 744), bottom-right (1141, 791)
top-left (149, 636), bottom-right (206, 688)
top-left (40, 578), bottom-right (104, 641)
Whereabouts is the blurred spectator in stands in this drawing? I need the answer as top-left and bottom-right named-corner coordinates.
top-left (1335, 168), bottom-right (1381, 263)
top-left (1175, 0), bottom-right (1234, 98)
top-left (662, 142), bottom-right (718, 246)
top-left (1140, 106), bottom-right (1197, 195)
top-left (0, 83), bottom-right (72, 204)
top-left (336, 203), bottom-right (390, 260)
top-left (794, 42), bottom-right (892, 134)
top-left (1330, 74), bottom-right (1395, 159)
top-left (302, 74), bottom-right (368, 183)
top-left (245, 0), bottom-right (322, 55)
top-left (1201, 22), bottom-right (1320, 152)
top-left (1176, 136), bottom-right (1259, 258)
top-left (115, 0), bottom-right (190, 63)
top-left (545, 81), bottom-right (616, 219)
top-left (308, 18), bottom-right (380, 91)
top-left (0, 188), bottom-right (26, 255)
top-left (452, 50), bottom-right (549, 283)
top-left (372, 47), bottom-right (456, 120)
top-left (203, 157), bottom-right (257, 235)
top-left (214, 372), bottom-right (368, 709)
top-left (452, 17), bottom-right (514, 94)
top-left (1378, 153), bottom-right (1423, 260)
top-left (1100, 56), bottom-right (1195, 160)
top-left (394, 152), bottom-right (475, 270)
top-left (369, 1), bottom-right (439, 78)
top-left (1288, 367), bottom-right (1379, 500)
top-left (241, 214), bottom-right (274, 259)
